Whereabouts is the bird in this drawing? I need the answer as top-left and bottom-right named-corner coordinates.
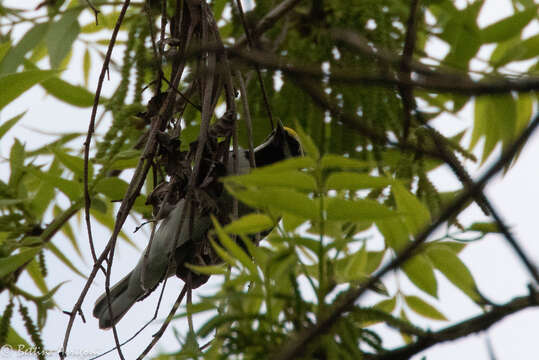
top-left (93, 123), bottom-right (303, 329)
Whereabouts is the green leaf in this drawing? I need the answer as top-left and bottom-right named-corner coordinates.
top-left (0, 22), bottom-right (49, 74)
top-left (40, 76), bottom-right (95, 107)
top-left (29, 159), bottom-right (59, 217)
top-left (0, 70), bottom-right (59, 110)
top-left (426, 245), bottom-right (480, 302)
top-left (392, 182), bottom-right (431, 234)
top-left (480, 6), bottom-right (538, 43)
top-left (0, 199), bottom-right (27, 207)
top-left (51, 147), bottom-right (88, 179)
top-left (1, 322), bottom-right (31, 351)
top-left (53, 204), bottom-right (84, 260)
top-left (326, 173), bottom-right (392, 190)
top-left (24, 58), bottom-right (94, 107)
top-left (248, 157), bottom-right (315, 173)
top-left (402, 254), bottom-right (437, 297)
top-left (425, 241), bottom-right (466, 254)
top-left (9, 139), bottom-right (25, 187)
top-left (294, 122), bottom-right (319, 159)
top-left (471, 95), bottom-right (516, 163)
top-left (26, 259), bottom-right (48, 295)
top-left (213, 0), bottom-right (228, 20)
top-left (83, 48), bottom-right (90, 86)
top-left (0, 248), bottom-right (40, 278)
top-left (282, 213), bottom-right (305, 232)
top-left (404, 295), bottom-right (447, 321)
top-left (26, 132), bottom-right (82, 157)
top-left (377, 217), bottom-right (409, 251)
top-left (46, 11), bottom-right (80, 68)
top-left (102, 149), bottom-right (141, 170)
top-left (343, 244), bottom-right (368, 281)
top-left (94, 177), bottom-right (129, 200)
top-left (440, 2), bottom-right (482, 70)
top-left (223, 214), bottom-right (274, 235)
top-left (365, 250), bottom-right (386, 274)
top-left (211, 217), bottom-right (258, 276)
top-left (27, 167), bottom-right (82, 201)
top-left (326, 198), bottom-right (395, 222)
top-left (0, 40), bottom-right (11, 63)
top-left (491, 34), bottom-right (539, 67)
top-left (374, 297), bottom-right (396, 313)
top-left (185, 263), bottom-right (228, 275)
top-left (225, 170), bottom-right (316, 191)
top-left (208, 237), bottom-right (238, 268)
top-left (468, 221), bottom-right (501, 233)
top-left (320, 155), bottom-right (371, 169)
top-left (227, 186), bottom-right (319, 219)
top-left (0, 112), bottom-right (25, 140)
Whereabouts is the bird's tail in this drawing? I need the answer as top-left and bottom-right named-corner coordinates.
top-left (93, 272), bottom-right (140, 329)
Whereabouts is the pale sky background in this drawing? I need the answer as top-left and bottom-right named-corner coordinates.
top-left (1, 0), bottom-right (539, 359)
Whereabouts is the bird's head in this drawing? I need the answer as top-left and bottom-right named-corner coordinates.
top-left (253, 122), bottom-right (303, 167)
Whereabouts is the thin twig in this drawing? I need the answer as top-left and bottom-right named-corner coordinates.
top-left (88, 318), bottom-right (155, 360)
top-left (83, 0), bottom-right (100, 24)
top-left (136, 285), bottom-right (188, 360)
top-left (63, 16), bottom-right (184, 360)
top-left (236, 71), bottom-right (256, 168)
top-left (76, 1), bottom-right (131, 359)
top-left (234, 0), bottom-right (274, 129)
top-left (398, 0), bottom-right (420, 141)
top-left (235, 0), bottom-right (303, 47)
top-left (480, 198), bottom-right (539, 284)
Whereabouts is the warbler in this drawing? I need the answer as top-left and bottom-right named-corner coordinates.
top-left (93, 124), bottom-right (302, 329)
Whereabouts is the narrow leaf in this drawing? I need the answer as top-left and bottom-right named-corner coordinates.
top-left (46, 11), bottom-right (80, 68)
top-left (223, 214), bottom-right (274, 235)
top-left (185, 263), bottom-right (228, 275)
top-left (0, 248), bottom-right (39, 278)
top-left (320, 155), bottom-right (372, 169)
top-left (374, 297), bottom-right (397, 313)
top-left (211, 217), bottom-right (257, 276)
top-left (326, 173), bottom-right (393, 190)
top-left (51, 147), bottom-right (88, 178)
top-left (426, 245), bottom-right (480, 302)
top-left (83, 48), bottom-right (91, 86)
top-left (392, 182), bottom-right (431, 234)
top-left (40, 77), bottom-right (94, 107)
top-left (404, 295), bottom-right (447, 321)
top-left (94, 177), bottom-right (129, 200)
top-left (0, 70), bottom-right (59, 110)
top-left (480, 7), bottom-right (538, 43)
top-left (0, 112), bottom-right (25, 140)
top-left (0, 23), bottom-right (49, 74)
top-left (402, 254), bottom-right (437, 298)
top-left (294, 123), bottom-right (319, 159)
top-left (26, 259), bottom-right (49, 295)
top-left (326, 198), bottom-right (396, 222)
top-left (225, 170), bottom-right (316, 191)
top-left (227, 186), bottom-right (319, 219)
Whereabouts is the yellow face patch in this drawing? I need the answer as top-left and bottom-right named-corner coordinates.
top-left (283, 126), bottom-right (300, 142)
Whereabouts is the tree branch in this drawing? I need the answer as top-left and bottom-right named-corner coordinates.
top-left (235, 0), bottom-right (303, 47)
top-left (180, 45), bottom-right (539, 95)
top-left (367, 290), bottom-right (539, 360)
